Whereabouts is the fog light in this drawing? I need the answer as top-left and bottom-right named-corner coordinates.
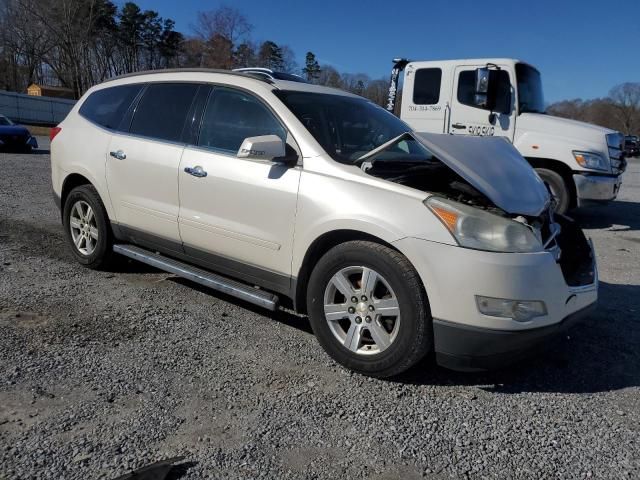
top-left (475, 296), bottom-right (547, 322)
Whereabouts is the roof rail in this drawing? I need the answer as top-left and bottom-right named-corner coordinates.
top-left (233, 68), bottom-right (308, 84)
top-left (104, 68), bottom-right (275, 85)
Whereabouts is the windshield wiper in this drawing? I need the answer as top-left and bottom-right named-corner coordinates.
top-left (355, 131), bottom-right (413, 164)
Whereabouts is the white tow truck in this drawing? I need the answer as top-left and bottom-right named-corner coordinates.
top-left (386, 58), bottom-right (627, 213)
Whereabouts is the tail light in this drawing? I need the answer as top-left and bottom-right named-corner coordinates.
top-left (50, 126), bottom-right (62, 142)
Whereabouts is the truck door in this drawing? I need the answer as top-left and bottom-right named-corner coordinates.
top-left (400, 65), bottom-right (449, 133)
top-left (449, 65), bottom-right (515, 140)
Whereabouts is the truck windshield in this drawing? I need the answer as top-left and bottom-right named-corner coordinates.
top-left (274, 90), bottom-right (410, 163)
top-left (516, 63), bottom-right (545, 114)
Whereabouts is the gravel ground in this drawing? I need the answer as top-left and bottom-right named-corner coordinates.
top-left (1, 138), bottom-right (639, 479)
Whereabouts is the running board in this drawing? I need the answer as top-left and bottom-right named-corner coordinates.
top-left (113, 244), bottom-right (279, 311)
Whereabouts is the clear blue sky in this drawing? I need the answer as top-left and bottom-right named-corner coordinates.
top-left (128, 0), bottom-right (639, 103)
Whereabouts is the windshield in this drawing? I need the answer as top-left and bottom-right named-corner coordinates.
top-left (275, 90), bottom-right (410, 163)
top-left (0, 115), bottom-right (14, 126)
top-left (516, 63), bottom-right (545, 114)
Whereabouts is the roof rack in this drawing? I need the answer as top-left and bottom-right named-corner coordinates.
top-left (233, 68), bottom-right (309, 84)
top-left (104, 68), bottom-right (276, 85)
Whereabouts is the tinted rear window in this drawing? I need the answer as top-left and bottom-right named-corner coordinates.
top-left (79, 84), bottom-right (143, 130)
top-left (129, 83), bottom-right (199, 142)
top-left (413, 68), bottom-right (442, 105)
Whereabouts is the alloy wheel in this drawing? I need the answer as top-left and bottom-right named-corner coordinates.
top-left (69, 200), bottom-right (98, 256)
top-left (323, 266), bottom-right (401, 355)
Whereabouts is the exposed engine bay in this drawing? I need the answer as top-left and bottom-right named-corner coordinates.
top-left (365, 158), bottom-right (500, 212)
top-left (363, 154), bottom-right (594, 287)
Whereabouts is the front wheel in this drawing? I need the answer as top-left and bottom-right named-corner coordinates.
top-left (535, 168), bottom-right (571, 214)
top-left (306, 241), bottom-right (432, 378)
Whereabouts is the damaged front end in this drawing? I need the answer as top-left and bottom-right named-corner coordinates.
top-left (361, 132), bottom-right (596, 288)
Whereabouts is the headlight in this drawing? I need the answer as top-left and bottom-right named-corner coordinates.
top-left (573, 151), bottom-right (609, 171)
top-left (425, 196), bottom-right (543, 253)
top-left (476, 296), bottom-right (547, 322)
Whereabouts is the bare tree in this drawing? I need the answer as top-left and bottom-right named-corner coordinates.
top-left (0, 0), bottom-right (52, 90)
top-left (317, 65), bottom-right (343, 88)
top-left (193, 5), bottom-right (252, 45)
top-left (609, 83), bottom-right (640, 134)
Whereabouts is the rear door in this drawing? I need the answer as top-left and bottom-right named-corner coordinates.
top-left (106, 82), bottom-right (199, 248)
top-left (178, 87), bottom-right (301, 293)
top-left (449, 65), bottom-right (515, 140)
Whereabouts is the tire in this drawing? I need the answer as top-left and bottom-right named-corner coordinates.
top-left (536, 168), bottom-right (570, 214)
top-left (306, 240), bottom-right (432, 378)
top-left (62, 184), bottom-right (115, 269)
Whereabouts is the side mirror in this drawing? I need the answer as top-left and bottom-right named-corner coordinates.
top-left (473, 67), bottom-right (497, 111)
top-left (237, 135), bottom-right (286, 161)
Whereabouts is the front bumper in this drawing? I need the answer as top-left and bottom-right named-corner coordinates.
top-left (433, 303), bottom-right (596, 371)
top-left (393, 237), bottom-right (598, 370)
top-left (573, 173), bottom-right (622, 205)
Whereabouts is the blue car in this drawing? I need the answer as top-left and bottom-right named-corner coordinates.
top-left (0, 114), bottom-right (38, 152)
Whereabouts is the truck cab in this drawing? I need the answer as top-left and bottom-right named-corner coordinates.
top-left (391, 58), bottom-right (626, 213)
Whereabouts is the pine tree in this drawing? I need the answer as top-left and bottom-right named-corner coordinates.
top-left (302, 51), bottom-right (321, 82)
top-left (258, 41), bottom-right (284, 71)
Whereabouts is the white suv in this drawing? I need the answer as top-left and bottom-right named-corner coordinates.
top-left (51, 69), bottom-right (598, 377)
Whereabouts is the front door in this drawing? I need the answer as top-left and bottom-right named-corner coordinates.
top-left (449, 65), bottom-right (516, 140)
top-left (178, 87), bottom-right (301, 293)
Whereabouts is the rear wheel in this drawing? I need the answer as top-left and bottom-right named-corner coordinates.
top-left (63, 185), bottom-right (115, 269)
top-left (306, 241), bottom-right (432, 378)
top-left (536, 168), bottom-right (570, 214)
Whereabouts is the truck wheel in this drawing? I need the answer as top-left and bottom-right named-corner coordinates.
top-left (306, 241), bottom-right (432, 378)
top-left (536, 168), bottom-right (570, 214)
top-left (63, 185), bottom-right (115, 270)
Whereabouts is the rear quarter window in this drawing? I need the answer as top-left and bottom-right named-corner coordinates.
top-left (78, 84), bottom-right (143, 130)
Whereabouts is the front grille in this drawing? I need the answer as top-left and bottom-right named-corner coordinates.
top-left (609, 148), bottom-right (626, 174)
top-left (607, 133), bottom-right (627, 174)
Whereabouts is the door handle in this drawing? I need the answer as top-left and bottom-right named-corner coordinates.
top-left (109, 150), bottom-right (126, 160)
top-left (451, 123), bottom-right (467, 130)
top-left (184, 165), bottom-right (207, 178)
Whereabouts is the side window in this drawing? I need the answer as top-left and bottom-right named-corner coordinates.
top-left (457, 70), bottom-right (512, 113)
top-left (413, 68), bottom-right (442, 105)
top-left (129, 83), bottom-right (199, 142)
top-left (198, 88), bottom-right (286, 153)
top-left (79, 84), bottom-right (143, 130)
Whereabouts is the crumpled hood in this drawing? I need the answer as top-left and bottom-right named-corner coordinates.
top-left (0, 125), bottom-right (30, 136)
top-left (414, 132), bottom-right (550, 217)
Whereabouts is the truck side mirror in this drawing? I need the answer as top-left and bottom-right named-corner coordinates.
top-left (473, 67), bottom-right (498, 111)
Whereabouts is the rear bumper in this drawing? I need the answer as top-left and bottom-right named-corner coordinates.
top-left (433, 303), bottom-right (597, 371)
top-left (574, 173), bottom-right (622, 205)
